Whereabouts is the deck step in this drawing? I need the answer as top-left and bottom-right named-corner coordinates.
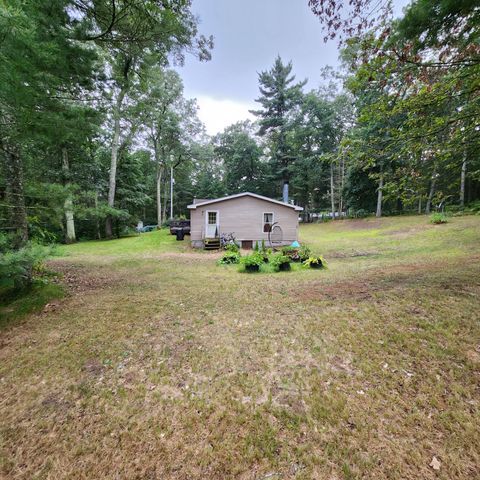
top-left (204, 238), bottom-right (221, 250)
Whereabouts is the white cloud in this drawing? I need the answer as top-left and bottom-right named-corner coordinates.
top-left (195, 95), bottom-right (256, 136)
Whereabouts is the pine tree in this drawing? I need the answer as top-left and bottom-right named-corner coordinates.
top-left (251, 57), bottom-right (306, 195)
top-left (0, 0), bottom-right (98, 248)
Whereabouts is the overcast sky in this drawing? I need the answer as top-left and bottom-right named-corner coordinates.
top-left (177, 0), bottom-right (411, 135)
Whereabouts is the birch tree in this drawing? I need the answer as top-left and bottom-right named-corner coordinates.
top-left (140, 69), bottom-right (183, 226)
top-left (62, 148), bottom-right (76, 243)
top-left (139, 67), bottom-right (203, 225)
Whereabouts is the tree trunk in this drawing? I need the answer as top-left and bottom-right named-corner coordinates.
top-left (94, 190), bottom-right (101, 239)
top-left (2, 145), bottom-right (28, 249)
top-left (425, 172), bottom-right (437, 214)
top-left (330, 161), bottom-right (336, 220)
top-left (339, 155), bottom-right (345, 214)
top-left (460, 153), bottom-right (467, 208)
top-left (418, 196), bottom-right (422, 214)
top-left (156, 165), bottom-right (163, 227)
top-left (105, 86), bottom-right (127, 238)
top-left (62, 147), bottom-right (76, 243)
top-left (162, 175), bottom-right (168, 225)
top-left (170, 164), bottom-right (174, 220)
top-left (376, 171), bottom-right (383, 218)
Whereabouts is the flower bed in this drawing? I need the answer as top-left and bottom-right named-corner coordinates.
top-left (217, 243), bottom-right (327, 274)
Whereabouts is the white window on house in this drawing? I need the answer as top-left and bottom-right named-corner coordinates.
top-left (263, 212), bottom-right (274, 232)
top-left (208, 211), bottom-right (217, 225)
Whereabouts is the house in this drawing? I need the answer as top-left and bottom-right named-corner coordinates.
top-left (187, 192), bottom-right (303, 249)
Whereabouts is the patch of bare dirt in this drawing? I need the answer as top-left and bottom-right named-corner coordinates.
top-left (40, 393), bottom-right (73, 414)
top-left (466, 348), bottom-right (480, 364)
top-left (293, 261), bottom-right (480, 303)
top-left (328, 250), bottom-right (381, 259)
top-left (382, 225), bottom-right (431, 238)
top-left (48, 260), bottom-right (126, 295)
top-left (295, 278), bottom-right (380, 302)
top-left (157, 251), bottom-right (222, 261)
top-left (82, 358), bottom-right (105, 377)
top-left (329, 354), bottom-right (356, 375)
top-left (342, 219), bottom-right (384, 230)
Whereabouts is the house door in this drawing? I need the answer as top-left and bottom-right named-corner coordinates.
top-left (205, 211), bottom-right (219, 238)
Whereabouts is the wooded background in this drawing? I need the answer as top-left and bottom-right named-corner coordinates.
top-left (1, 0), bottom-right (479, 247)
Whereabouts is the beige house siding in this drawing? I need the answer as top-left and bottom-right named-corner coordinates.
top-left (189, 196), bottom-right (299, 248)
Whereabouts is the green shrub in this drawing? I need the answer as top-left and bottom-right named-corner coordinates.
top-left (349, 209), bottom-right (369, 219)
top-left (303, 255), bottom-right (327, 269)
top-left (224, 242), bottom-right (240, 253)
top-left (270, 253), bottom-right (291, 271)
top-left (465, 200), bottom-right (480, 214)
top-left (0, 240), bottom-right (52, 290)
top-left (0, 234), bottom-right (10, 252)
top-left (446, 205), bottom-right (462, 214)
top-left (218, 251), bottom-right (241, 265)
top-left (29, 218), bottom-right (59, 244)
top-left (430, 212), bottom-right (448, 224)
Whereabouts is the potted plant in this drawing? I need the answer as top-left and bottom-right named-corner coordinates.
top-left (218, 251), bottom-right (241, 265)
top-left (281, 245), bottom-right (298, 261)
top-left (303, 255), bottom-right (327, 269)
top-left (271, 253), bottom-right (291, 272)
top-left (241, 253), bottom-right (264, 272)
top-left (260, 249), bottom-right (269, 263)
top-left (281, 245), bottom-right (310, 263)
top-left (259, 240), bottom-right (269, 262)
top-left (298, 245), bottom-right (311, 262)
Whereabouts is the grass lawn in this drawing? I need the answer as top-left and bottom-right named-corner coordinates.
top-left (1, 215), bottom-right (479, 479)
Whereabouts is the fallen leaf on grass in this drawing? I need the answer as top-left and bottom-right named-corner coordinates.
top-left (43, 303), bottom-right (58, 312)
top-left (429, 456), bottom-right (441, 471)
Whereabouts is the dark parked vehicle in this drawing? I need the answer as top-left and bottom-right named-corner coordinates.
top-left (169, 219), bottom-right (190, 236)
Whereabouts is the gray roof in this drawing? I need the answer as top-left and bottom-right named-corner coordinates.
top-left (187, 192), bottom-right (303, 211)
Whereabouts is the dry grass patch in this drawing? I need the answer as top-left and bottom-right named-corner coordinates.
top-left (1, 216), bottom-right (479, 479)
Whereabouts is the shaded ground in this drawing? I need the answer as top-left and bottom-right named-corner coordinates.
top-left (1, 216), bottom-right (479, 479)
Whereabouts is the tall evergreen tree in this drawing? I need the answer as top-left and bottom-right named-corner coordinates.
top-left (251, 56), bottom-right (306, 197)
top-left (0, 0), bottom-right (98, 248)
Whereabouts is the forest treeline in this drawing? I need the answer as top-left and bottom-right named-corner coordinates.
top-left (1, 0), bottom-right (479, 261)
